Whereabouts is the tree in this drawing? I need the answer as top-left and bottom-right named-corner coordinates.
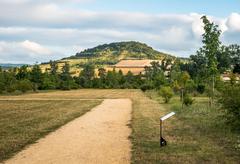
top-left (60, 63), bottom-right (74, 90)
top-left (219, 84), bottom-right (240, 131)
top-left (16, 65), bottom-right (29, 80)
top-left (216, 46), bottom-right (232, 73)
top-left (41, 73), bottom-right (56, 90)
top-left (0, 72), bottom-right (5, 93)
top-left (201, 16), bottom-right (221, 106)
top-left (227, 44), bottom-right (240, 73)
top-left (78, 64), bottom-right (95, 88)
top-left (159, 86), bottom-right (174, 103)
top-left (144, 61), bottom-right (166, 88)
top-left (30, 64), bottom-right (43, 90)
top-left (50, 60), bottom-right (58, 75)
top-left (17, 79), bottom-right (32, 93)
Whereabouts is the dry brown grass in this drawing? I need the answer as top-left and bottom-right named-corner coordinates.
top-left (0, 99), bottom-right (102, 162)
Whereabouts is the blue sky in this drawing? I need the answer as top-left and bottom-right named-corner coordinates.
top-left (79, 0), bottom-right (239, 16)
top-left (0, 0), bottom-right (239, 63)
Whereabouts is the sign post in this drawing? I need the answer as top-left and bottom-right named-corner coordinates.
top-left (160, 112), bottom-right (175, 147)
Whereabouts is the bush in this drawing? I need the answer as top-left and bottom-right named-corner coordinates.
top-left (159, 86), bottom-right (174, 103)
top-left (183, 94), bottom-right (194, 106)
top-left (140, 83), bottom-right (154, 92)
top-left (0, 81), bottom-right (4, 93)
top-left (17, 79), bottom-right (33, 93)
top-left (197, 84), bottom-right (205, 94)
top-left (6, 83), bottom-right (18, 93)
top-left (219, 84), bottom-right (240, 131)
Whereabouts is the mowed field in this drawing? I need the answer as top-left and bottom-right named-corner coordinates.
top-left (0, 97), bottom-right (102, 162)
top-left (0, 89), bottom-right (240, 163)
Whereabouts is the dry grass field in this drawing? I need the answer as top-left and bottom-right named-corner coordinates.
top-left (0, 98), bottom-right (102, 162)
top-left (1, 89), bottom-right (240, 163)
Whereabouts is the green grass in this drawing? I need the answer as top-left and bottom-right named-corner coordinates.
top-left (142, 90), bottom-right (240, 163)
top-left (0, 99), bottom-right (102, 162)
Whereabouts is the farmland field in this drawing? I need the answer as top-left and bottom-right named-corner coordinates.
top-left (0, 89), bottom-right (240, 163)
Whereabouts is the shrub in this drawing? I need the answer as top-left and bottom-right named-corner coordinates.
top-left (219, 84), bottom-right (240, 131)
top-left (197, 84), bottom-right (205, 94)
top-left (6, 83), bottom-right (18, 93)
top-left (17, 79), bottom-right (33, 93)
top-left (0, 81), bottom-right (4, 93)
top-left (140, 83), bottom-right (154, 92)
top-left (183, 94), bottom-right (194, 106)
top-left (159, 86), bottom-right (174, 103)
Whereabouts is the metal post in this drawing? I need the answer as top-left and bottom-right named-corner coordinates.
top-left (160, 112), bottom-right (175, 147)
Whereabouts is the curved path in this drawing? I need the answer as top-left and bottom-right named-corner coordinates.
top-left (5, 99), bottom-right (132, 164)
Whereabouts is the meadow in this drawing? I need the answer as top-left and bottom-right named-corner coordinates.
top-left (0, 89), bottom-right (239, 163)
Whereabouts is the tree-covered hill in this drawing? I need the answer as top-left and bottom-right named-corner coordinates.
top-left (65, 41), bottom-right (174, 60)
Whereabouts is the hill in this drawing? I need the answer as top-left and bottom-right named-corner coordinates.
top-left (41, 41), bottom-right (177, 75)
top-left (0, 63), bottom-right (27, 69)
top-left (65, 41), bottom-right (174, 60)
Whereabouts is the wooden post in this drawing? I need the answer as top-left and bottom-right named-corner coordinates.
top-left (181, 88), bottom-right (184, 110)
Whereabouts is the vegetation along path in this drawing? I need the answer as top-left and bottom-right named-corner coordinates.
top-left (5, 99), bottom-right (132, 164)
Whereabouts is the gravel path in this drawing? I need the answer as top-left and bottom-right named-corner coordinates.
top-left (5, 99), bottom-right (132, 164)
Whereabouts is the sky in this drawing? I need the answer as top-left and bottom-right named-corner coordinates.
top-left (0, 0), bottom-right (240, 64)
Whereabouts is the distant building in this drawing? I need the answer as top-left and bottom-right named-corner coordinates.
top-left (221, 73), bottom-right (240, 82)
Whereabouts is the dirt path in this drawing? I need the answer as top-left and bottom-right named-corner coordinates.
top-left (5, 99), bottom-right (132, 164)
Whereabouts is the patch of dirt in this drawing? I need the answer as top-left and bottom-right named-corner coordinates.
top-left (5, 99), bottom-right (132, 164)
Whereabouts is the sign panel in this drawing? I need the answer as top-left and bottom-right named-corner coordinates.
top-left (160, 112), bottom-right (175, 121)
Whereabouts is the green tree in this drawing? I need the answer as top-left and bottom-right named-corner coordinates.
top-left (17, 79), bottom-right (32, 93)
top-left (30, 64), bottom-right (43, 90)
top-left (0, 72), bottom-right (5, 93)
top-left (60, 63), bottom-right (74, 90)
top-left (50, 60), bottom-right (58, 75)
top-left (201, 16), bottom-right (221, 106)
top-left (159, 86), bottom-right (174, 103)
top-left (16, 65), bottom-right (29, 80)
top-left (78, 64), bottom-right (95, 88)
top-left (219, 84), bottom-right (240, 131)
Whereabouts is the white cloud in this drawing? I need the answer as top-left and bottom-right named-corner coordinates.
top-left (226, 13), bottom-right (240, 32)
top-left (0, 40), bottom-right (64, 63)
top-left (20, 40), bottom-right (51, 55)
top-left (0, 0), bottom-right (239, 62)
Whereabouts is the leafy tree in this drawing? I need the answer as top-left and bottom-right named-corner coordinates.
top-left (30, 64), bottom-right (43, 90)
top-left (216, 46), bottom-right (232, 73)
top-left (0, 72), bottom-right (5, 93)
top-left (196, 83), bottom-right (205, 94)
top-left (4, 71), bottom-right (17, 92)
top-left (50, 60), bottom-right (58, 75)
top-left (201, 16), bottom-right (221, 106)
top-left (183, 94), bottom-right (194, 106)
top-left (159, 86), bottom-right (174, 103)
top-left (41, 74), bottom-right (56, 90)
top-left (17, 79), bottom-right (32, 93)
top-left (60, 63), bottom-right (75, 90)
top-left (227, 44), bottom-right (240, 73)
top-left (105, 69), bottom-right (120, 88)
top-left (219, 84), bottom-right (240, 131)
top-left (80, 64), bottom-right (95, 81)
top-left (144, 61), bottom-right (166, 88)
top-left (16, 65), bottom-right (29, 80)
